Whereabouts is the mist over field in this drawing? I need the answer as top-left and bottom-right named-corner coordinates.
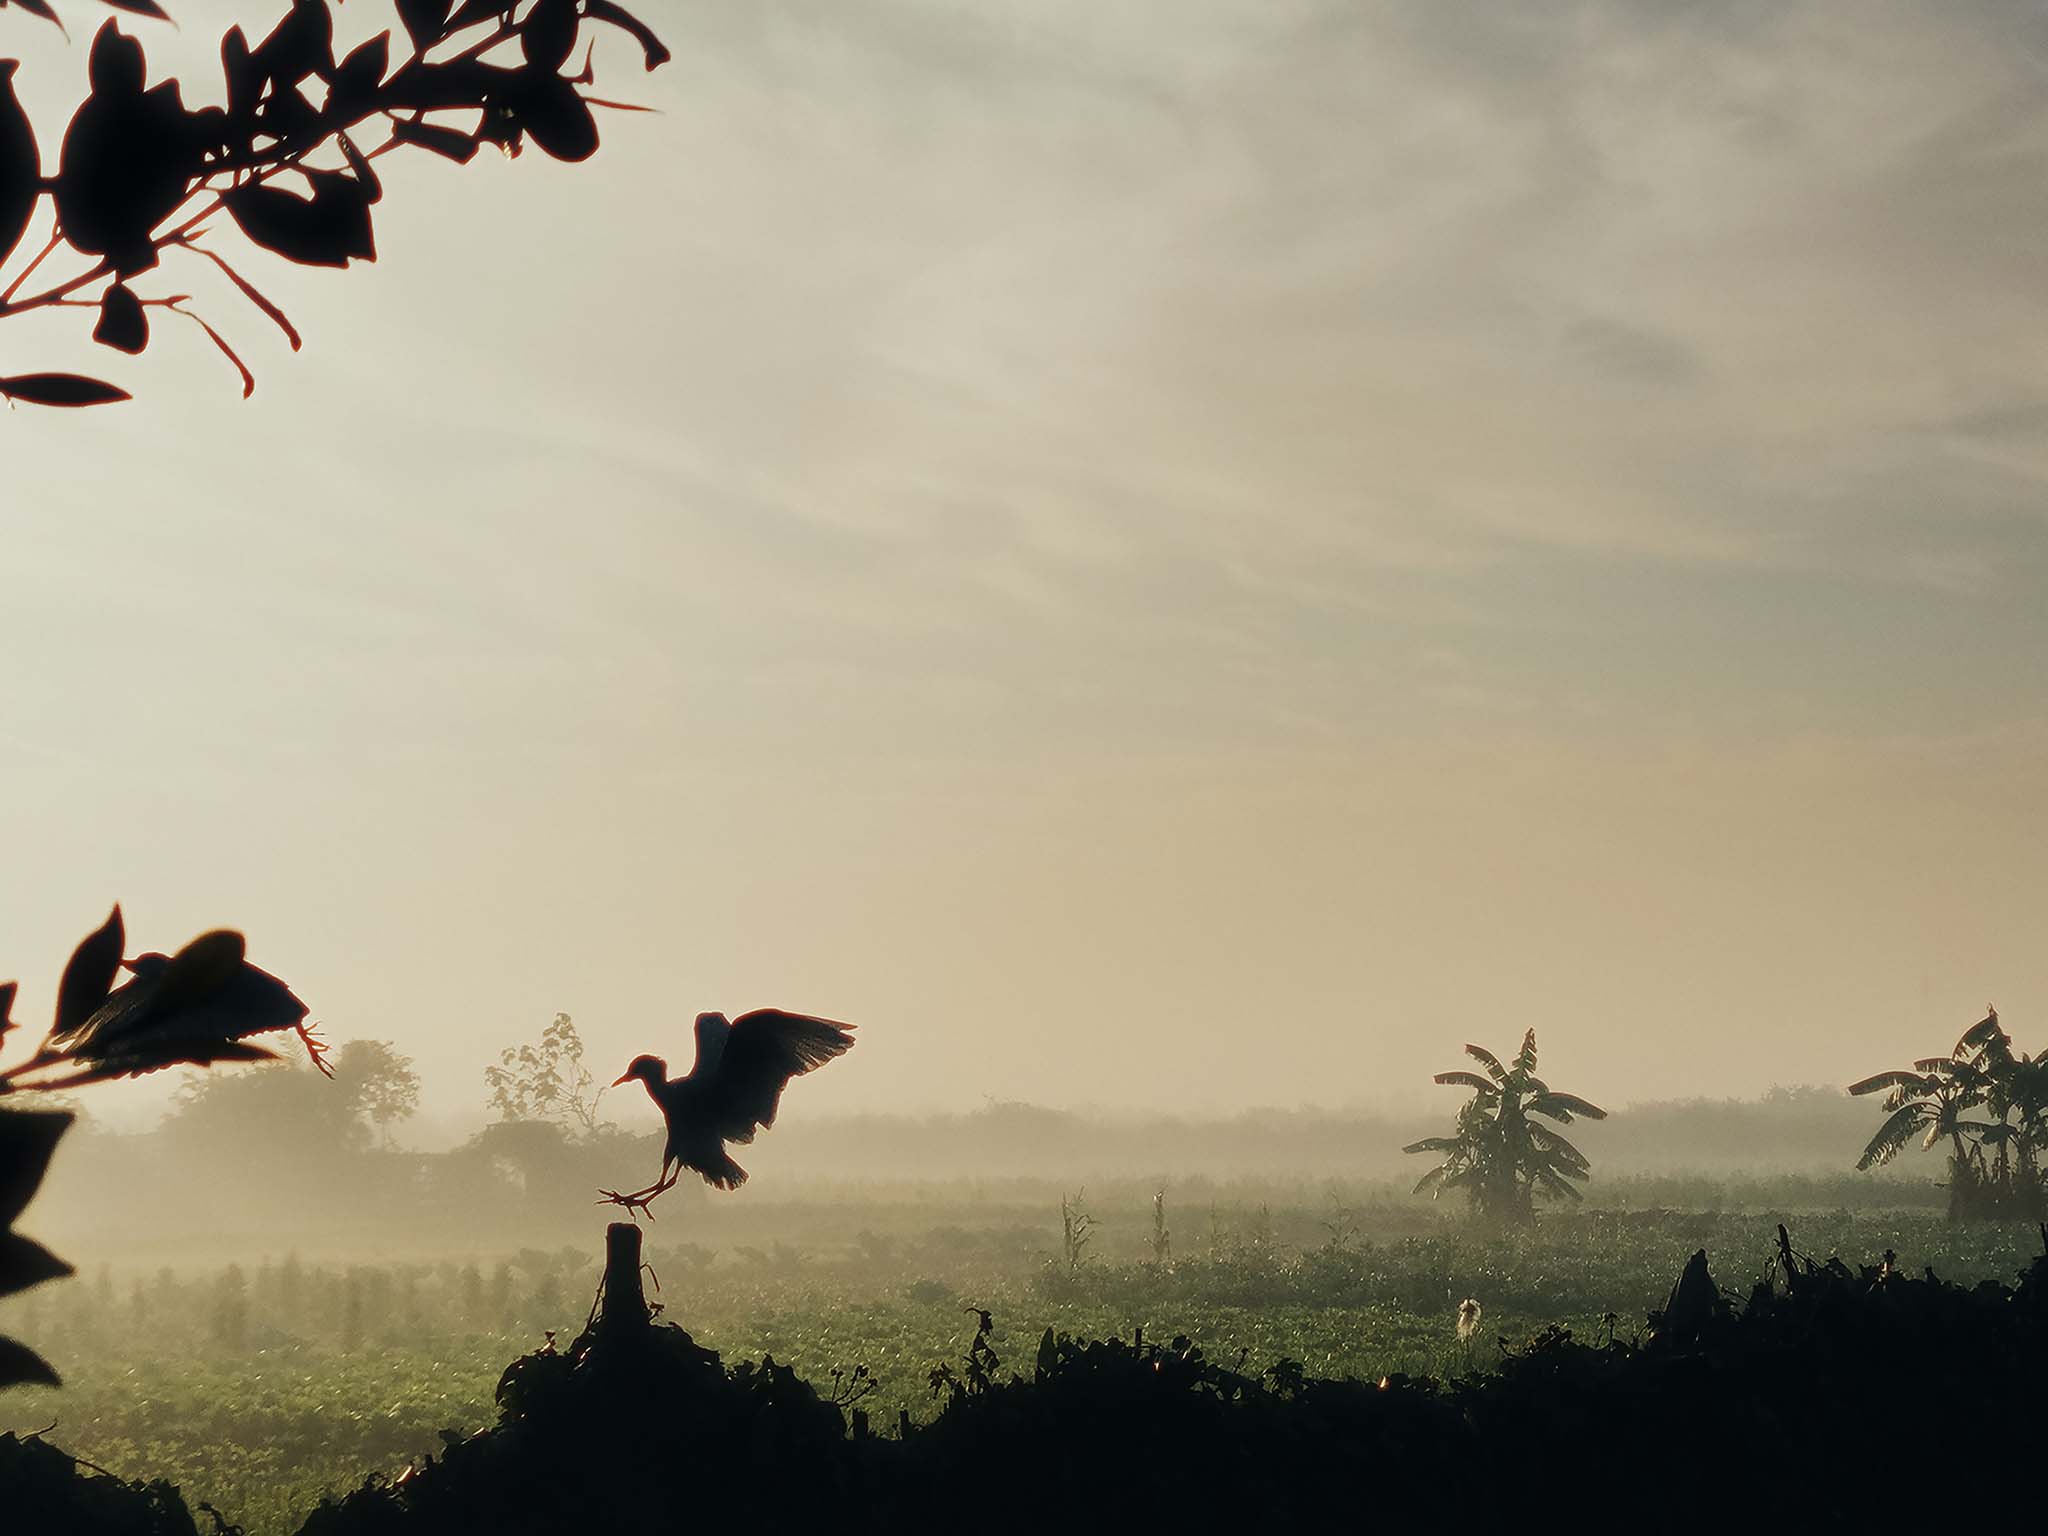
top-left (6, 0), bottom-right (2048, 1530)
top-left (23, 1071), bottom-right (1909, 1263)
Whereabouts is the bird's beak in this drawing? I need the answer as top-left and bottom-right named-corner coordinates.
top-left (612, 1071), bottom-right (634, 1086)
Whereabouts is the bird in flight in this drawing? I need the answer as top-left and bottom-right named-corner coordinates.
top-left (600, 1009), bottom-right (856, 1217)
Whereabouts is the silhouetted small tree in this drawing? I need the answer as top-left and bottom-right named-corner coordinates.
top-left (1850, 1008), bottom-right (2046, 1221)
top-left (334, 1037), bottom-right (422, 1147)
top-left (485, 1011), bottom-right (607, 1134)
top-left (1404, 1030), bottom-right (1607, 1223)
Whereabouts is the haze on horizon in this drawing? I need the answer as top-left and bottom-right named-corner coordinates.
top-left (4, 0), bottom-right (2046, 1129)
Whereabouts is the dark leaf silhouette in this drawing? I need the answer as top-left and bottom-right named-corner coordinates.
top-left (91, 281), bottom-right (147, 352)
top-left (389, 117), bottom-right (481, 163)
top-left (0, 984), bottom-right (14, 1054)
top-left (0, 1335), bottom-right (60, 1390)
top-left (0, 61), bottom-right (36, 267)
top-left (512, 73), bottom-right (599, 163)
top-left (588, 0), bottom-right (672, 70)
top-left (51, 905), bottom-right (122, 1037)
top-left (220, 25), bottom-right (261, 119)
top-left (224, 178), bottom-right (373, 268)
top-left (55, 26), bottom-right (201, 275)
top-left (0, 371), bottom-right (131, 405)
top-left (252, 0), bottom-right (335, 91)
top-left (522, 0), bottom-right (579, 75)
top-left (0, 1231), bottom-right (70, 1299)
top-left (396, 0), bottom-right (450, 55)
top-left (382, 56), bottom-right (511, 112)
top-left (86, 15), bottom-right (145, 93)
top-left (0, 1108), bottom-right (70, 1231)
top-left (4, 0), bottom-right (175, 17)
top-left (331, 30), bottom-right (392, 114)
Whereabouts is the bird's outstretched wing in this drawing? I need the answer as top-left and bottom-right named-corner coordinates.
top-left (708, 1009), bottom-right (855, 1143)
top-left (691, 1011), bottom-right (732, 1079)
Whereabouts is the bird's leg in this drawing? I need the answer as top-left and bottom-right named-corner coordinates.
top-left (295, 1020), bottom-right (335, 1079)
top-left (596, 1162), bottom-right (681, 1222)
top-left (596, 1180), bottom-right (665, 1220)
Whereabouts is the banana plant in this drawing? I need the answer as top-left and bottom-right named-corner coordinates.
top-left (1403, 1029), bottom-right (1607, 1223)
top-left (1847, 1010), bottom-right (2027, 1220)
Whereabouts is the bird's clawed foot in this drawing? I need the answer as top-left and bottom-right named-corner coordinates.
top-left (596, 1185), bottom-right (664, 1221)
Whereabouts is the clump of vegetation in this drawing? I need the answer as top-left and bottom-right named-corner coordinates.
top-left (0, 1431), bottom-right (201, 1536)
top-left (1403, 1030), bottom-right (1607, 1222)
top-left (290, 1219), bottom-right (2048, 1531)
top-left (484, 1014), bottom-right (610, 1137)
top-left (1850, 1008), bottom-right (2046, 1221)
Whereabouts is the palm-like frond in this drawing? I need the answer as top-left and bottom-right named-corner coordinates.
top-left (1402, 1136), bottom-right (1463, 1155)
top-left (1856, 1101), bottom-right (1930, 1170)
top-left (1463, 1044), bottom-right (1507, 1082)
top-left (1527, 1122), bottom-right (1590, 1174)
top-left (1532, 1165), bottom-right (1583, 1202)
top-left (1956, 1011), bottom-right (2008, 1060)
top-left (1847, 1070), bottom-right (1934, 1098)
top-left (1433, 1071), bottom-right (1499, 1095)
top-left (1513, 1029), bottom-right (1539, 1075)
top-left (1529, 1091), bottom-right (1607, 1124)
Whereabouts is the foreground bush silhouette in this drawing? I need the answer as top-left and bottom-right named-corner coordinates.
top-left (295, 1222), bottom-right (2048, 1533)
top-left (0, 1432), bottom-right (202, 1536)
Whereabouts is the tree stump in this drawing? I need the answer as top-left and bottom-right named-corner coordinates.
top-left (600, 1221), bottom-right (649, 1335)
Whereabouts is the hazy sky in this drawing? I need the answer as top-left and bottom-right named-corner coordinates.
top-left (3, 0), bottom-right (2046, 1125)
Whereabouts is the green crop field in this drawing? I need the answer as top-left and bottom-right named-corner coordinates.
top-left (5, 1193), bottom-right (2040, 1535)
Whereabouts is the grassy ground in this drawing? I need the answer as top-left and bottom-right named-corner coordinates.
top-left (4, 1197), bottom-right (2040, 1534)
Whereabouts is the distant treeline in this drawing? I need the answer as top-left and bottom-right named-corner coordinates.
top-left (738, 1084), bottom-right (1888, 1182)
top-left (31, 1076), bottom-right (1914, 1260)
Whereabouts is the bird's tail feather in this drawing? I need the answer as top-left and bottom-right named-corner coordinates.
top-left (697, 1150), bottom-right (748, 1190)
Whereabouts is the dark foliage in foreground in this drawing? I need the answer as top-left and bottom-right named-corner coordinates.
top-left (1, 908), bottom-right (316, 1388)
top-left (0, 1431), bottom-right (200, 1536)
top-left (283, 1223), bottom-right (2048, 1533)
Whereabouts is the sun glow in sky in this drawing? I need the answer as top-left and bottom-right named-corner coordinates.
top-left (4, 0), bottom-right (2046, 1122)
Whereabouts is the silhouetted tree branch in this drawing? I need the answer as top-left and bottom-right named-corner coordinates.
top-left (0, 0), bottom-right (667, 406)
